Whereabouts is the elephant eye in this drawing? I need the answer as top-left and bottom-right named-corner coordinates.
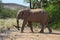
top-left (20, 11), bottom-right (23, 16)
top-left (21, 13), bottom-right (23, 15)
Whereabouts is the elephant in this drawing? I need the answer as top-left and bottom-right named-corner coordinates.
top-left (14, 9), bottom-right (52, 33)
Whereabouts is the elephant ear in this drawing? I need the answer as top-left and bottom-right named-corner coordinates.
top-left (16, 10), bottom-right (24, 19)
top-left (22, 9), bottom-right (30, 19)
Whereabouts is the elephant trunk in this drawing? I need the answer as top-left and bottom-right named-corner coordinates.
top-left (14, 18), bottom-right (20, 30)
top-left (16, 18), bottom-right (20, 30)
top-left (17, 19), bottom-right (19, 27)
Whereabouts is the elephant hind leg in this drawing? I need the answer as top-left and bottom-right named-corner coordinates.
top-left (45, 21), bottom-right (52, 33)
top-left (46, 25), bottom-right (52, 33)
top-left (39, 25), bottom-right (52, 33)
top-left (39, 25), bottom-right (44, 33)
top-left (28, 21), bottom-right (34, 33)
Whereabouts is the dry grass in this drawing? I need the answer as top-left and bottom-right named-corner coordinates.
top-left (0, 18), bottom-right (23, 29)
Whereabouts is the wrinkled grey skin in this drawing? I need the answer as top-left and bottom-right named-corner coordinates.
top-left (14, 9), bottom-right (52, 33)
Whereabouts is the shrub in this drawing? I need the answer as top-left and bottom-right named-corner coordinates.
top-left (0, 8), bottom-right (18, 19)
top-left (45, 4), bottom-right (60, 29)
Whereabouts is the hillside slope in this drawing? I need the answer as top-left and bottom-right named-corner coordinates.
top-left (2, 3), bottom-right (29, 10)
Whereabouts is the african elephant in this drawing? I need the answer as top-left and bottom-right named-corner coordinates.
top-left (15, 9), bottom-right (52, 33)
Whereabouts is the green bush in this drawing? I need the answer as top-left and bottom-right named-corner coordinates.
top-left (45, 4), bottom-right (60, 29)
top-left (0, 8), bottom-right (18, 19)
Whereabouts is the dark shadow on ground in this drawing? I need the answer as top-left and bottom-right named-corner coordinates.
top-left (20, 32), bottom-right (60, 35)
top-left (40, 32), bottom-right (60, 35)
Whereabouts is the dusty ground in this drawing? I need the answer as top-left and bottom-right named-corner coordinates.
top-left (0, 27), bottom-right (60, 40)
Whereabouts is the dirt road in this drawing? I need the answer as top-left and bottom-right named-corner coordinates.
top-left (0, 27), bottom-right (60, 40)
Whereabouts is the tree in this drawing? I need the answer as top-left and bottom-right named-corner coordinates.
top-left (0, 0), bottom-right (2, 12)
top-left (24, 0), bottom-right (60, 29)
top-left (24, 0), bottom-right (50, 9)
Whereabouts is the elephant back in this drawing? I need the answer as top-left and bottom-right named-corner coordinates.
top-left (30, 9), bottom-right (45, 13)
top-left (28, 9), bottom-right (48, 24)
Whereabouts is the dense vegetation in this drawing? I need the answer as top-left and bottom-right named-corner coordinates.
top-left (0, 8), bottom-right (18, 19)
top-left (0, 0), bottom-right (18, 19)
top-left (24, 0), bottom-right (60, 29)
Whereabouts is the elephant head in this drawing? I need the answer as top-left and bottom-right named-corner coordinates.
top-left (14, 9), bottom-right (30, 30)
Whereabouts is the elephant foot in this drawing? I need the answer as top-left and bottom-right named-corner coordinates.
top-left (39, 31), bottom-right (44, 33)
top-left (21, 31), bottom-right (24, 33)
top-left (17, 28), bottom-right (20, 30)
top-left (31, 31), bottom-right (34, 33)
top-left (13, 25), bottom-right (20, 30)
top-left (21, 30), bottom-right (24, 33)
top-left (49, 30), bottom-right (52, 33)
top-left (48, 29), bottom-right (52, 33)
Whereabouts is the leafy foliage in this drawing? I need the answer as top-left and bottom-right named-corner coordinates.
top-left (24, 0), bottom-right (60, 29)
top-left (0, 8), bottom-right (18, 19)
top-left (0, 0), bottom-right (3, 12)
top-left (45, 1), bottom-right (60, 29)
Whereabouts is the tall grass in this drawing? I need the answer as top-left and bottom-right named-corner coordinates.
top-left (0, 18), bottom-right (23, 29)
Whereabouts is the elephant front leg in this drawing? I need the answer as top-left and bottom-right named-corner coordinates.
top-left (28, 21), bottom-right (34, 33)
top-left (21, 20), bottom-right (27, 33)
